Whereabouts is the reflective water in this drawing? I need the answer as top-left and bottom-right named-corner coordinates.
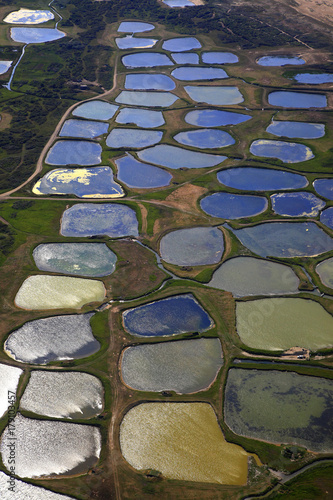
top-left (316, 257), bottom-right (333, 289)
top-left (118, 22), bottom-right (155, 33)
top-left (184, 85), bottom-right (244, 104)
top-left (4, 313), bottom-right (100, 364)
top-left (162, 37), bottom-right (201, 52)
top-left (163, 0), bottom-right (195, 6)
top-left (201, 192), bottom-right (268, 219)
top-left (257, 55), bottom-right (305, 66)
top-left (207, 257), bottom-right (299, 296)
top-left (106, 128), bottom-right (163, 148)
top-left (123, 293), bottom-right (213, 337)
top-left (115, 36), bottom-right (157, 49)
top-left (267, 120), bottom-right (325, 139)
top-left (4, 9), bottom-right (54, 24)
top-left (125, 73), bottom-right (175, 90)
top-left (171, 52), bottom-right (199, 64)
top-left (171, 67), bottom-right (228, 81)
top-left (20, 371), bottom-right (103, 419)
top-left (294, 73), bottom-right (333, 84)
top-left (0, 414), bottom-right (101, 477)
top-left (320, 206), bottom-right (333, 230)
top-left (121, 338), bottom-right (223, 393)
top-left (313, 178), bottom-right (333, 200)
top-left (0, 364), bottom-right (23, 418)
top-left (202, 52), bottom-right (238, 64)
top-left (268, 91), bottom-right (327, 108)
top-left (33, 166), bottom-right (124, 198)
top-left (120, 403), bottom-right (251, 484)
top-left (0, 471), bottom-right (73, 500)
top-left (122, 53), bottom-right (173, 68)
top-left (46, 140), bottom-right (102, 166)
top-left (72, 101), bottom-right (118, 120)
top-left (33, 242), bottom-right (117, 277)
top-left (10, 28), bottom-right (65, 44)
top-left (138, 144), bottom-right (226, 168)
top-left (160, 227), bottom-right (224, 266)
top-left (115, 90), bottom-right (178, 107)
top-left (236, 297), bottom-right (333, 350)
top-left (61, 203), bottom-right (139, 238)
top-left (15, 275), bottom-right (105, 310)
top-left (174, 128), bottom-right (235, 148)
top-left (271, 192), bottom-right (325, 217)
top-left (115, 154), bottom-right (172, 188)
top-left (217, 167), bottom-right (308, 191)
top-left (185, 109), bottom-right (251, 127)
top-left (115, 108), bottom-right (165, 128)
top-left (250, 139), bottom-right (314, 163)
top-left (0, 61), bottom-right (12, 74)
top-left (59, 119), bottom-right (109, 139)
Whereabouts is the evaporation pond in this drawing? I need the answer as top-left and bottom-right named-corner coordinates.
top-left (15, 275), bottom-right (105, 310)
top-left (185, 109), bottom-right (251, 127)
top-left (60, 203), bottom-right (139, 238)
top-left (72, 101), bottom-right (118, 120)
top-left (217, 167), bottom-right (308, 191)
top-left (208, 257), bottom-right (299, 297)
top-left (320, 207), bottom-right (333, 230)
top-left (160, 227), bottom-right (224, 266)
top-left (225, 369), bottom-right (333, 453)
top-left (257, 55), bottom-right (305, 66)
top-left (106, 128), bottom-right (162, 148)
top-left (236, 297), bottom-right (333, 351)
top-left (59, 119), bottom-right (109, 139)
top-left (125, 73), bottom-right (175, 90)
top-left (171, 67), bottom-right (228, 81)
top-left (271, 192), bottom-right (325, 217)
top-left (162, 37), bottom-right (201, 52)
top-left (313, 178), bottom-right (333, 200)
top-left (10, 28), bottom-right (65, 44)
top-left (138, 144), bottom-right (226, 168)
top-left (268, 91), bottom-right (327, 108)
top-left (0, 471), bottom-right (73, 500)
top-left (0, 61), bottom-right (12, 74)
top-left (0, 415), bottom-right (101, 478)
top-left (115, 91), bottom-right (178, 107)
top-left (185, 86), bottom-right (244, 105)
top-left (171, 52), bottom-right (199, 64)
top-left (226, 221), bottom-right (333, 257)
top-left (46, 140), bottom-right (102, 166)
top-left (174, 129), bottom-right (234, 148)
top-left (121, 338), bottom-right (223, 394)
top-left (122, 53), bottom-right (173, 68)
top-left (123, 293), bottom-right (213, 337)
top-left (267, 121), bottom-right (325, 139)
top-left (294, 73), bottom-right (333, 84)
top-left (201, 192), bottom-right (267, 219)
top-left (20, 371), bottom-right (104, 419)
top-left (116, 108), bottom-right (165, 128)
top-left (4, 9), bottom-right (54, 24)
top-left (4, 313), bottom-right (100, 364)
top-left (0, 364), bottom-right (23, 418)
top-left (250, 140), bottom-right (313, 163)
top-left (316, 257), bottom-right (333, 289)
top-left (33, 243), bottom-right (117, 277)
top-left (33, 166), bottom-right (124, 198)
top-left (115, 154), bottom-right (172, 188)
top-left (202, 52), bottom-right (238, 64)
top-left (118, 22), bottom-right (155, 33)
top-left (115, 36), bottom-right (157, 49)
top-left (120, 403), bottom-right (253, 484)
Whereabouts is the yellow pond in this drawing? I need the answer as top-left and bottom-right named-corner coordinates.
top-left (120, 403), bottom-right (254, 484)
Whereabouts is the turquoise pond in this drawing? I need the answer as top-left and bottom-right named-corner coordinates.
top-left (185, 109), bottom-right (251, 127)
top-left (257, 55), bottom-right (305, 66)
top-left (59, 119), bottom-right (109, 139)
top-left (268, 91), bottom-right (327, 108)
top-left (106, 128), bottom-right (163, 148)
top-left (313, 178), bottom-right (333, 200)
top-left (115, 108), bottom-right (165, 128)
top-left (123, 293), bottom-right (213, 337)
top-left (173, 129), bottom-right (235, 149)
top-left (320, 207), bottom-right (333, 230)
top-left (115, 154), bottom-right (172, 189)
top-left (184, 86), bottom-right (244, 105)
top-left (293, 73), bottom-right (333, 84)
top-left (171, 67), bottom-right (228, 81)
top-left (160, 227), bottom-right (224, 266)
top-left (118, 22), bottom-right (155, 33)
top-left (60, 203), bottom-right (139, 238)
top-left (122, 53), bottom-right (173, 68)
top-left (125, 73), bottom-right (175, 90)
top-left (10, 28), bottom-right (65, 44)
top-left (200, 192), bottom-right (268, 219)
top-left (72, 101), bottom-right (118, 121)
top-left (316, 257), bottom-right (333, 288)
top-left (115, 91), bottom-right (178, 107)
top-left (217, 167), bottom-right (308, 191)
top-left (250, 140), bottom-right (314, 163)
top-left (115, 36), bottom-right (157, 49)
top-left (171, 52), bottom-right (199, 64)
top-left (202, 52), bottom-right (238, 64)
top-left (45, 141), bottom-right (102, 166)
top-left (266, 121), bottom-right (325, 139)
top-left (271, 192), bottom-right (325, 217)
top-left (226, 221), bottom-right (333, 257)
top-left (162, 37), bottom-right (201, 52)
top-left (137, 144), bottom-right (226, 169)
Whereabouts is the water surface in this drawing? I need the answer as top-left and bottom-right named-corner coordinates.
top-left (320, 207), bottom-right (333, 230)
top-left (185, 85), bottom-right (244, 105)
top-left (125, 73), bottom-right (175, 90)
top-left (162, 37), bottom-right (201, 52)
top-left (0, 61), bottom-right (12, 75)
top-left (271, 192), bottom-right (325, 217)
top-left (294, 73), bottom-right (333, 84)
top-left (4, 9), bottom-right (54, 24)
top-left (115, 154), bottom-right (172, 188)
top-left (313, 178), bottom-right (333, 200)
top-left (267, 120), bottom-right (325, 139)
top-left (163, 0), bottom-right (195, 6)
top-left (201, 192), bottom-right (267, 219)
top-left (257, 55), bottom-right (305, 66)
top-left (217, 167), bottom-right (308, 191)
top-left (115, 108), bottom-right (165, 128)
top-left (122, 53), bottom-right (173, 68)
top-left (115, 36), bottom-right (157, 49)
top-left (59, 119), bottom-right (109, 139)
top-left (72, 101), bottom-right (118, 120)
top-left (171, 52), bottom-right (199, 64)
top-left (10, 28), bottom-right (65, 44)
top-left (106, 128), bottom-right (163, 148)
top-left (46, 140), bottom-right (102, 166)
top-left (171, 67), bottom-right (228, 81)
top-left (174, 128), bottom-right (234, 149)
top-left (185, 109), bottom-right (251, 127)
top-left (250, 139), bottom-right (314, 163)
top-left (202, 52), bottom-right (238, 64)
top-left (138, 144), bottom-right (226, 168)
top-left (118, 22), bottom-right (155, 33)
top-left (0, 364), bottom-right (23, 418)
top-left (116, 90), bottom-right (178, 107)
top-left (0, 471), bottom-right (73, 500)
top-left (316, 257), bottom-right (333, 288)
top-left (268, 91), bottom-right (327, 108)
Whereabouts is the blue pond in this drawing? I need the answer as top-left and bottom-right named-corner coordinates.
top-left (267, 121), bottom-right (325, 139)
top-left (115, 36), bottom-right (157, 49)
top-left (106, 128), bottom-right (163, 148)
top-left (171, 67), bottom-right (228, 81)
top-left (137, 144), bottom-right (226, 169)
top-left (226, 221), bottom-right (333, 257)
top-left (115, 91), bottom-right (178, 107)
top-left (257, 56), bottom-right (305, 66)
top-left (123, 293), bottom-right (213, 337)
top-left (162, 37), bottom-right (201, 52)
top-left (163, 0), bottom-right (195, 6)
top-left (73, 101), bottom-right (118, 121)
top-left (202, 52), bottom-right (238, 64)
top-left (320, 207), bottom-right (333, 230)
top-left (115, 108), bottom-right (165, 128)
top-left (313, 179), bottom-right (333, 200)
top-left (271, 192), bottom-right (325, 217)
top-left (125, 73), bottom-right (175, 90)
top-left (293, 73), bottom-right (333, 84)
top-left (10, 28), bottom-right (65, 44)
top-left (115, 154), bottom-right (172, 189)
top-left (118, 22), bottom-right (155, 33)
top-left (61, 203), bottom-right (139, 238)
top-left (122, 53), bottom-right (173, 68)
top-left (59, 119), bottom-right (109, 139)
top-left (217, 167), bottom-right (308, 191)
top-left (185, 109), bottom-right (251, 127)
top-left (250, 140), bottom-right (314, 163)
top-left (174, 129), bottom-right (235, 149)
top-left (171, 52), bottom-right (199, 64)
top-left (184, 86), bottom-right (244, 105)
top-left (46, 141), bottom-right (102, 166)
top-left (268, 91), bottom-right (327, 108)
top-left (201, 192), bottom-right (267, 219)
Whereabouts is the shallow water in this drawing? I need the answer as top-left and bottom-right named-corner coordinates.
top-left (115, 36), bottom-right (157, 49)
top-left (271, 192), bottom-right (325, 217)
top-left (118, 22), bottom-right (155, 33)
top-left (268, 91), bottom-right (327, 108)
top-left (185, 109), bottom-right (251, 127)
top-left (250, 139), bottom-right (314, 163)
top-left (115, 90), bottom-right (178, 107)
top-left (162, 37), bottom-right (201, 52)
top-left (202, 52), bottom-right (238, 64)
top-left (59, 119), bottom-right (109, 139)
top-left (122, 53), bottom-right (173, 68)
top-left (125, 73), bottom-right (175, 90)
top-left (171, 66), bottom-right (228, 81)
top-left (316, 257), bottom-right (333, 289)
top-left (313, 178), bottom-right (333, 200)
top-left (171, 52), bottom-right (199, 64)
top-left (0, 471), bottom-right (73, 500)
top-left (115, 107), bottom-right (165, 128)
top-left (257, 55), bottom-right (305, 66)
top-left (217, 167), bottom-right (308, 191)
top-left (0, 364), bottom-right (23, 418)
top-left (267, 120), bottom-right (325, 139)
top-left (138, 144), bottom-right (226, 168)
top-left (46, 140), bottom-right (102, 166)
top-left (4, 9), bottom-right (54, 24)
top-left (184, 85), bottom-right (244, 105)
top-left (174, 128), bottom-right (235, 148)
top-left (320, 206), bottom-right (333, 230)
top-left (72, 101), bottom-right (118, 121)
top-left (115, 154), bottom-right (172, 188)
top-left (10, 27), bottom-right (65, 44)
top-left (293, 73), bottom-right (333, 84)
top-left (0, 61), bottom-right (12, 75)
top-left (106, 128), bottom-right (163, 148)
top-left (201, 192), bottom-right (268, 219)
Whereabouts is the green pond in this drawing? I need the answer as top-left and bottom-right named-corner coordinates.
top-left (316, 257), bottom-right (333, 289)
top-left (236, 298), bottom-right (333, 351)
top-left (225, 369), bottom-right (333, 452)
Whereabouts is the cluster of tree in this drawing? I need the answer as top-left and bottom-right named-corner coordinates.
top-left (0, 221), bottom-right (15, 258)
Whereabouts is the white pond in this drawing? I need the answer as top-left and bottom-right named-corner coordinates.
top-left (0, 363), bottom-right (23, 418)
top-left (0, 471), bottom-right (73, 500)
top-left (4, 9), bottom-right (54, 24)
